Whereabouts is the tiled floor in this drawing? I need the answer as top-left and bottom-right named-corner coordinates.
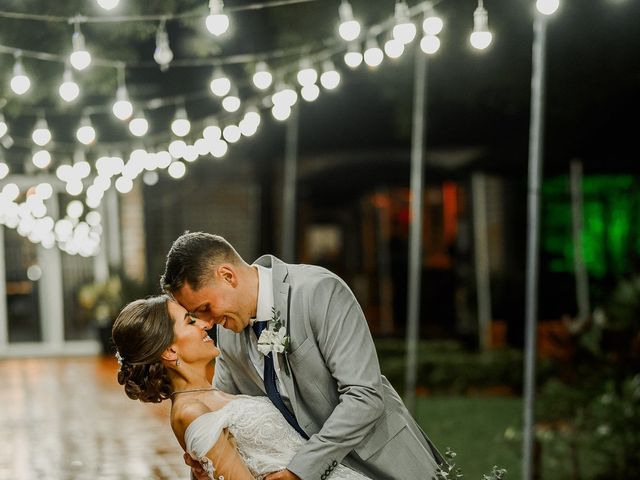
top-left (0, 356), bottom-right (188, 480)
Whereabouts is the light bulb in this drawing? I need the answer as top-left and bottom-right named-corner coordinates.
top-left (10, 58), bottom-right (31, 95)
top-left (271, 104), bottom-right (291, 121)
top-left (32, 150), bottom-right (52, 169)
top-left (470, 1), bottom-right (493, 50)
top-left (168, 161), bottom-right (186, 179)
top-left (76, 115), bottom-right (96, 145)
top-left (392, 2), bottom-right (417, 45)
top-left (97, 0), bottom-right (120, 11)
top-left (344, 43), bottom-right (363, 68)
top-left (420, 35), bottom-right (441, 54)
top-left (301, 84), bottom-right (320, 102)
top-left (0, 113), bottom-right (8, 138)
top-left (206, 0), bottom-right (229, 36)
top-left (384, 38), bottom-right (405, 59)
top-left (70, 31), bottom-right (92, 71)
top-left (297, 60), bottom-right (318, 87)
top-left (364, 39), bottom-right (384, 67)
top-left (203, 124), bottom-right (222, 141)
top-left (223, 125), bottom-right (241, 143)
top-left (35, 183), bottom-right (53, 199)
top-left (320, 61), bottom-right (341, 90)
top-left (112, 85), bottom-right (133, 120)
top-left (209, 69), bottom-right (231, 97)
top-left (222, 95), bottom-right (241, 112)
top-left (210, 139), bottom-right (228, 158)
top-left (32, 118), bottom-right (52, 147)
top-left (168, 139), bottom-right (187, 159)
top-left (252, 62), bottom-right (273, 90)
top-left (536, 0), bottom-right (560, 15)
top-left (171, 107), bottom-right (191, 137)
top-left (59, 67), bottom-right (80, 102)
top-left (423, 15), bottom-right (444, 35)
top-left (272, 86), bottom-right (297, 107)
top-left (0, 163), bottom-right (9, 180)
top-left (115, 176), bottom-right (133, 193)
top-left (67, 200), bottom-right (84, 219)
top-left (154, 23), bottom-right (173, 71)
top-left (129, 113), bottom-right (149, 137)
top-left (338, 1), bottom-right (361, 41)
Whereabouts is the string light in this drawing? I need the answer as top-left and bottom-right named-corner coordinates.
top-left (128, 111), bottom-right (149, 136)
top-left (206, 0), bottom-right (230, 36)
top-left (154, 19), bottom-right (173, 71)
top-left (423, 8), bottom-right (444, 35)
top-left (363, 37), bottom-right (384, 67)
top-left (301, 83), bottom-right (320, 102)
top-left (0, 114), bottom-right (8, 138)
top-left (171, 106), bottom-right (191, 137)
top-left (470, 0), bottom-right (492, 50)
top-left (320, 60), bottom-right (340, 90)
top-left (76, 113), bottom-right (97, 145)
top-left (209, 68), bottom-right (232, 97)
top-left (344, 42), bottom-right (363, 68)
top-left (252, 62), bottom-right (273, 90)
top-left (222, 90), bottom-right (241, 112)
top-left (70, 22), bottom-right (92, 71)
top-left (392, 1), bottom-right (417, 45)
top-left (0, 162), bottom-right (8, 180)
top-left (32, 117), bottom-right (52, 147)
top-left (222, 124), bottom-right (241, 143)
top-left (384, 33), bottom-right (405, 59)
top-left (32, 149), bottom-right (52, 169)
top-left (168, 139), bottom-right (188, 158)
top-left (167, 160), bottom-right (186, 179)
top-left (271, 104), bottom-right (291, 121)
top-left (10, 55), bottom-right (31, 95)
top-left (58, 65), bottom-right (80, 102)
top-left (113, 86), bottom-right (134, 121)
top-left (96, 0), bottom-right (120, 11)
top-left (420, 34), bottom-right (440, 54)
top-left (297, 59), bottom-right (318, 87)
top-left (338, 0), bottom-right (361, 42)
top-left (536, 0), bottom-right (560, 15)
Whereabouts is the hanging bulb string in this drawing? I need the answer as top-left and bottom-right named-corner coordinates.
top-left (0, 0), bottom-right (321, 25)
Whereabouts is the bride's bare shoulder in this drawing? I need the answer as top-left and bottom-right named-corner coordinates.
top-left (171, 392), bottom-right (234, 442)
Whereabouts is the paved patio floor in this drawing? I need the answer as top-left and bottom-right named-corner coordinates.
top-left (0, 356), bottom-right (187, 480)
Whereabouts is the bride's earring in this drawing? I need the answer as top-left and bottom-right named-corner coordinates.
top-left (175, 358), bottom-right (181, 367)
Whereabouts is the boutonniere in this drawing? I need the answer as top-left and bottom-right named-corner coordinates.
top-left (257, 307), bottom-right (291, 375)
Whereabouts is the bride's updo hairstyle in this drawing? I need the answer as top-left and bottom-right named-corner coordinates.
top-left (112, 295), bottom-right (174, 403)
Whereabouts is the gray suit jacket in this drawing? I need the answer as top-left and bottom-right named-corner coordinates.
top-left (213, 256), bottom-right (443, 480)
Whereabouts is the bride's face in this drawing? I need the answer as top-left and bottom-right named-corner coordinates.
top-left (167, 301), bottom-right (220, 363)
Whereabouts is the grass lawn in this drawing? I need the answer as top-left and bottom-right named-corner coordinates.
top-left (415, 395), bottom-right (523, 479)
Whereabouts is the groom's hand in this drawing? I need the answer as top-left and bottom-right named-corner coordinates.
top-left (184, 452), bottom-right (210, 480)
top-left (265, 469), bottom-right (301, 480)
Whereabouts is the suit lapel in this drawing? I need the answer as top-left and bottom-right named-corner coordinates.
top-left (271, 260), bottom-right (301, 419)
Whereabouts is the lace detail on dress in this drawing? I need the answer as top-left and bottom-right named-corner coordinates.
top-left (186, 395), bottom-right (370, 480)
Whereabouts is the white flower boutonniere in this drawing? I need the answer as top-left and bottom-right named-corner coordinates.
top-left (257, 308), bottom-right (291, 375)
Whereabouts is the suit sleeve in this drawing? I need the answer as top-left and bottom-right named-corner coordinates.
top-left (287, 274), bottom-right (384, 480)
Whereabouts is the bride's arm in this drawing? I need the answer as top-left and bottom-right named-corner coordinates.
top-left (176, 402), bottom-right (255, 480)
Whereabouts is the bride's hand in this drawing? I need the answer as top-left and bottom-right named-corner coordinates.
top-left (265, 470), bottom-right (301, 480)
top-left (184, 452), bottom-right (210, 480)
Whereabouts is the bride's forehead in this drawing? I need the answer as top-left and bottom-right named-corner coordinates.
top-left (167, 300), bottom-right (187, 319)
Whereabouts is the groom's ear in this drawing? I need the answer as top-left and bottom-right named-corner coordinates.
top-left (217, 264), bottom-right (237, 287)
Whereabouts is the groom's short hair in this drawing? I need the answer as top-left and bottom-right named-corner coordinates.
top-left (160, 231), bottom-right (242, 293)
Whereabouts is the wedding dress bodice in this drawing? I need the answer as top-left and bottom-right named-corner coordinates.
top-left (184, 395), bottom-right (370, 480)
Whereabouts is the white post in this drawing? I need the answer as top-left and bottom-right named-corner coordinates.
top-left (472, 173), bottom-right (492, 351)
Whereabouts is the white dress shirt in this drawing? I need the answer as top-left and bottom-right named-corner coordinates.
top-left (249, 264), bottom-right (290, 404)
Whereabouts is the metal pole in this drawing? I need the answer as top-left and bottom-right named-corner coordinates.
top-left (472, 173), bottom-right (493, 351)
top-left (523, 13), bottom-right (548, 480)
top-left (281, 104), bottom-right (299, 263)
top-left (570, 160), bottom-right (590, 322)
top-left (404, 48), bottom-right (428, 415)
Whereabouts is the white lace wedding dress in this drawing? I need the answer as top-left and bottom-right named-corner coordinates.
top-left (184, 395), bottom-right (371, 480)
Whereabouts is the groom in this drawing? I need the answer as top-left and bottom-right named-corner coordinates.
top-left (161, 232), bottom-right (444, 480)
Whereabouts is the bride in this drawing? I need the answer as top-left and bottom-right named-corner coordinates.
top-left (112, 295), bottom-right (371, 480)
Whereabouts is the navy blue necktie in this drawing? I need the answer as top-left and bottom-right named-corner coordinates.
top-left (252, 321), bottom-right (309, 439)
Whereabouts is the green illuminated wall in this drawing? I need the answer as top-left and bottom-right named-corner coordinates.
top-left (542, 175), bottom-right (638, 278)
